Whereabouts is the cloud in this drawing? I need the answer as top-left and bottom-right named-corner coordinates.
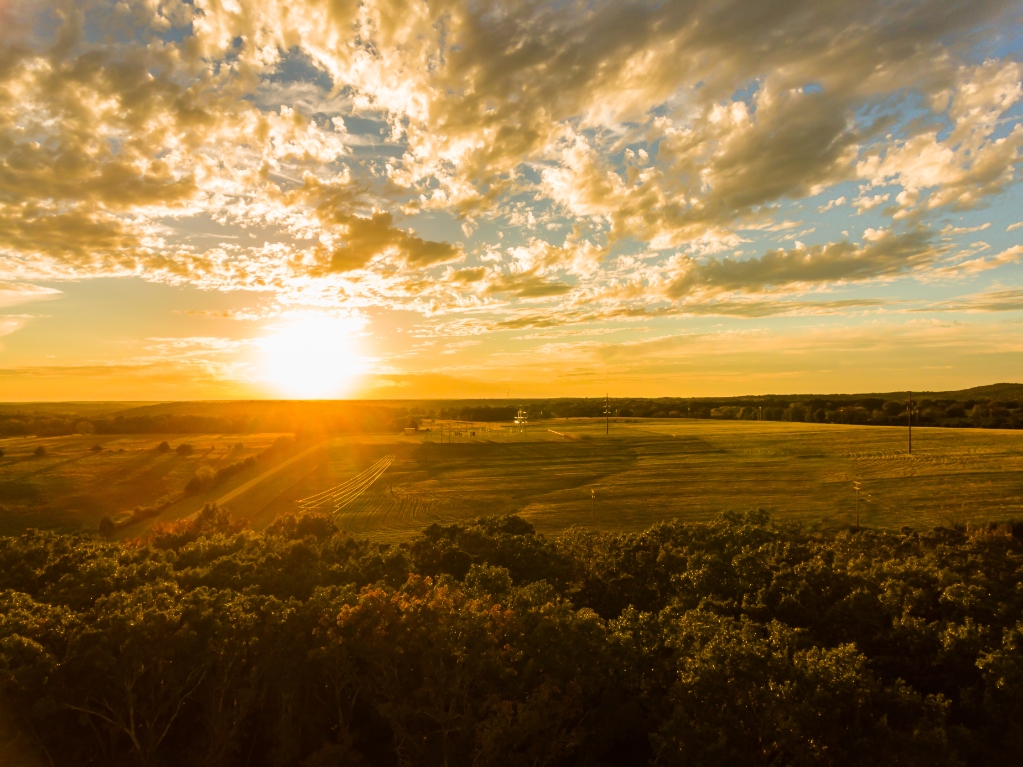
top-left (852, 193), bottom-right (891, 214)
top-left (0, 0), bottom-right (1021, 364)
top-left (931, 245), bottom-right (1023, 278)
top-left (918, 288), bottom-right (1023, 313)
top-left (322, 212), bottom-right (463, 273)
top-left (0, 283), bottom-right (61, 308)
top-left (857, 60), bottom-right (1023, 215)
top-left (447, 267), bottom-right (487, 284)
top-left (941, 223), bottom-right (991, 236)
top-left (484, 271), bottom-right (573, 299)
top-left (440, 339), bottom-right (482, 354)
top-left (818, 197), bottom-right (847, 213)
top-left (670, 297), bottom-right (890, 317)
top-left (665, 229), bottom-right (937, 298)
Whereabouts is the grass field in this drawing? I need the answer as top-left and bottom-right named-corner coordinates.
top-left (0, 432), bottom-right (294, 536)
top-left (2, 419), bottom-right (1022, 539)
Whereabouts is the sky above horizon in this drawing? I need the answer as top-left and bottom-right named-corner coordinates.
top-left (1, 0), bottom-right (1022, 401)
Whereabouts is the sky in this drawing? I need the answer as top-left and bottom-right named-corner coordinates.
top-left (1, 0), bottom-right (1022, 401)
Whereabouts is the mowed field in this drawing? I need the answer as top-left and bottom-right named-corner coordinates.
top-left (2, 419), bottom-right (1022, 539)
top-left (0, 433), bottom-right (299, 536)
top-left (292, 419), bottom-right (1023, 539)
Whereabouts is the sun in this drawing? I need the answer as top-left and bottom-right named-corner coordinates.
top-left (257, 316), bottom-right (365, 399)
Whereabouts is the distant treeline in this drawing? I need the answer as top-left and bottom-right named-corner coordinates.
top-left (2, 509), bottom-right (1023, 766)
top-left (0, 407), bottom-right (419, 437)
top-left (3, 392), bottom-right (1023, 436)
top-left (439, 395), bottom-right (1023, 429)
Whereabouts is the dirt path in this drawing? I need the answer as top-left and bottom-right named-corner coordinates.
top-left (214, 442), bottom-right (327, 507)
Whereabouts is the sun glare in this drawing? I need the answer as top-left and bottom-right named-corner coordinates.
top-left (258, 316), bottom-right (365, 398)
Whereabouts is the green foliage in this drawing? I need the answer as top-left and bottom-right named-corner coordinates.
top-left (2, 510), bottom-right (1023, 766)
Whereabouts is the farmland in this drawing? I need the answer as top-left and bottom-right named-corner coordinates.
top-left (3, 418), bottom-right (1022, 539)
top-left (0, 432), bottom-right (298, 536)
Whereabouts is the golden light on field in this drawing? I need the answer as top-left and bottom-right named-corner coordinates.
top-left (257, 316), bottom-right (365, 399)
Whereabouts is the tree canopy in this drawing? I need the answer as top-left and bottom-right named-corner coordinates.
top-left (2, 508), bottom-right (1022, 766)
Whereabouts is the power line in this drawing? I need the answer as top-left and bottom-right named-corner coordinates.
top-left (853, 480), bottom-right (861, 529)
top-left (908, 390), bottom-right (913, 455)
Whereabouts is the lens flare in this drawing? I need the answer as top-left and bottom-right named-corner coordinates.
top-left (257, 316), bottom-right (364, 398)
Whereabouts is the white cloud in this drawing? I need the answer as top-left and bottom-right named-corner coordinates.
top-left (818, 196), bottom-right (847, 213)
top-left (0, 283), bottom-right (62, 308)
top-left (0, 0), bottom-right (1019, 336)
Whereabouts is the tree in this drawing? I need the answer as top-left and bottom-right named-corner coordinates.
top-left (185, 465), bottom-right (217, 494)
top-left (54, 586), bottom-right (214, 764)
top-left (3, 510), bottom-right (1023, 767)
top-left (652, 612), bottom-right (954, 767)
top-left (883, 401), bottom-right (904, 417)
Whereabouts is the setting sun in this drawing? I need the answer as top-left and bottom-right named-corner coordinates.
top-left (257, 316), bottom-right (365, 398)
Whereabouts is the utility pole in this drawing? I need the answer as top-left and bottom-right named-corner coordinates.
top-left (853, 481), bottom-right (861, 529)
top-left (908, 391), bottom-right (913, 455)
top-left (604, 394), bottom-right (610, 434)
top-left (591, 488), bottom-right (595, 524)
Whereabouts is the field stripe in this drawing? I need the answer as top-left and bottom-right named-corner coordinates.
top-left (296, 455), bottom-right (395, 516)
top-left (215, 442), bottom-right (326, 506)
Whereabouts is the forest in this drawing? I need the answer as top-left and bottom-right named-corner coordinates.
top-left (444, 394), bottom-right (1023, 429)
top-left (2, 507), bottom-right (1023, 766)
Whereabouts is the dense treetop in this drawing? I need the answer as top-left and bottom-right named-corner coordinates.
top-left (2, 507), bottom-right (1023, 766)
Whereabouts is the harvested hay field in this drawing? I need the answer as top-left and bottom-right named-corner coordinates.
top-left (259, 419), bottom-right (1023, 540)
top-left (4, 419), bottom-right (1022, 539)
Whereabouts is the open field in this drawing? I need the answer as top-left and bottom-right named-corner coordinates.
top-left (296, 419), bottom-right (1023, 539)
top-left (2, 419), bottom-right (1022, 539)
top-left (0, 432), bottom-right (295, 536)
